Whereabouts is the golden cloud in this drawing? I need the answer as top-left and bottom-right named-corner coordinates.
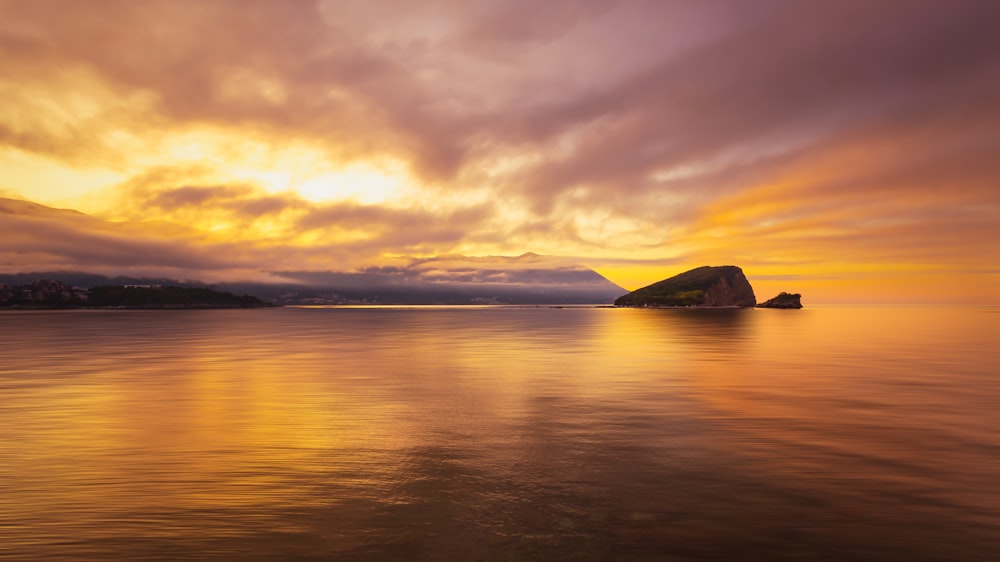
top-left (2, 0), bottom-right (999, 302)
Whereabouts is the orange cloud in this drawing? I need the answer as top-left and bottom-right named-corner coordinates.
top-left (2, 0), bottom-right (999, 302)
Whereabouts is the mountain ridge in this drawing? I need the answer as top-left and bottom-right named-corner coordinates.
top-left (0, 196), bottom-right (625, 304)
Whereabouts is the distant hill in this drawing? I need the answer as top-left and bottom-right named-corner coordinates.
top-left (0, 279), bottom-right (269, 309)
top-left (0, 196), bottom-right (626, 305)
top-left (0, 272), bottom-right (197, 289)
top-left (252, 262), bottom-right (625, 305)
top-left (615, 265), bottom-right (757, 307)
top-left (0, 268), bottom-right (625, 306)
top-left (87, 285), bottom-right (270, 309)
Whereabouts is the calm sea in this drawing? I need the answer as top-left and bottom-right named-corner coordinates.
top-left (1, 306), bottom-right (997, 561)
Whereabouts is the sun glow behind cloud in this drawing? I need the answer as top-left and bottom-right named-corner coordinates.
top-left (294, 161), bottom-right (411, 204)
top-left (2, 0), bottom-right (1000, 303)
top-left (130, 132), bottom-right (416, 206)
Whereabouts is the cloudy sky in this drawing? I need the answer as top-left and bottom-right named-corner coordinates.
top-left (2, 0), bottom-right (999, 303)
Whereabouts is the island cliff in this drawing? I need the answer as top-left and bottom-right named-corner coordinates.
top-left (757, 292), bottom-right (803, 309)
top-left (614, 266), bottom-right (757, 308)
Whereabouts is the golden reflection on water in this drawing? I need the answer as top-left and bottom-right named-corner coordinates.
top-left (1, 307), bottom-right (999, 561)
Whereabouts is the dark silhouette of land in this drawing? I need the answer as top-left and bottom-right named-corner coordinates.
top-left (757, 292), bottom-right (803, 308)
top-left (3, 269), bottom-right (803, 309)
top-left (0, 269), bottom-right (625, 306)
top-left (615, 265), bottom-right (758, 308)
top-left (0, 279), bottom-right (269, 309)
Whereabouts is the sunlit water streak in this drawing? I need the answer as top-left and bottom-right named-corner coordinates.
top-left (1, 306), bottom-right (998, 561)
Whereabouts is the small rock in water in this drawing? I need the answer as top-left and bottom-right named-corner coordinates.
top-left (756, 292), bottom-right (803, 309)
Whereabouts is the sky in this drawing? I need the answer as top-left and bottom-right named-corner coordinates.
top-left (2, 0), bottom-right (999, 303)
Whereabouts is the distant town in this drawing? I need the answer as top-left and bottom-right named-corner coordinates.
top-left (0, 279), bottom-right (90, 307)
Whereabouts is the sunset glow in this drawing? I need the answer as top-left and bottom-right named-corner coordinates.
top-left (2, 0), bottom-right (999, 303)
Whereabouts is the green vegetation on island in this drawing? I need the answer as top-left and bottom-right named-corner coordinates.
top-left (615, 265), bottom-right (758, 308)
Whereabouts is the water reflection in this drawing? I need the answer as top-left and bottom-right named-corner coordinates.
top-left (0, 307), bottom-right (998, 561)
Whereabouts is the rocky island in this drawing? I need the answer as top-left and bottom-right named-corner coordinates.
top-left (614, 265), bottom-right (757, 308)
top-left (757, 292), bottom-right (803, 309)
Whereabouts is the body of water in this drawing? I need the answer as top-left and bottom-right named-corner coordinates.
top-left (1, 306), bottom-right (998, 560)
